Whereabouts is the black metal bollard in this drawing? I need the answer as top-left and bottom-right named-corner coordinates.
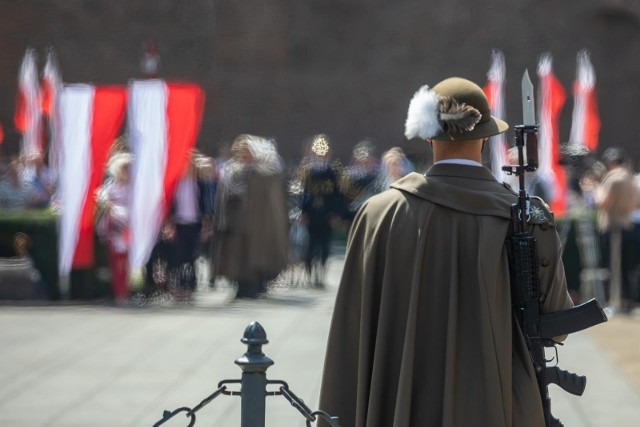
top-left (235, 321), bottom-right (274, 427)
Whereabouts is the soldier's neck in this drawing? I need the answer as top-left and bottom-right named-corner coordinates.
top-left (431, 140), bottom-right (483, 164)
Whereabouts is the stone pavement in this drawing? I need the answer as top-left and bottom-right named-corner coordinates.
top-left (0, 246), bottom-right (639, 427)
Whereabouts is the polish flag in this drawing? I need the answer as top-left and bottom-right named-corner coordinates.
top-left (14, 48), bottom-right (43, 157)
top-left (127, 80), bottom-right (205, 271)
top-left (483, 50), bottom-right (509, 180)
top-left (537, 54), bottom-right (567, 217)
top-left (40, 48), bottom-right (63, 172)
top-left (569, 50), bottom-right (600, 152)
top-left (58, 85), bottom-right (127, 275)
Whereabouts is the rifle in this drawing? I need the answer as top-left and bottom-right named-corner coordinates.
top-left (502, 70), bottom-right (608, 427)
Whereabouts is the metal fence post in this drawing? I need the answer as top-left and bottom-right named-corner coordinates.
top-left (235, 321), bottom-right (274, 427)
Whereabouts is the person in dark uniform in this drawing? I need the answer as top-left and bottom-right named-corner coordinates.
top-left (296, 134), bottom-right (343, 286)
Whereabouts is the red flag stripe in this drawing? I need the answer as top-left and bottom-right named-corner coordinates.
top-left (483, 82), bottom-right (494, 107)
top-left (161, 83), bottom-right (205, 215)
top-left (14, 88), bottom-right (28, 132)
top-left (542, 68), bottom-right (567, 217)
top-left (40, 79), bottom-right (54, 117)
top-left (71, 87), bottom-right (127, 268)
top-left (584, 87), bottom-right (600, 152)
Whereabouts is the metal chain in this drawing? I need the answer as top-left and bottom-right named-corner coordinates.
top-left (153, 381), bottom-right (235, 427)
top-left (152, 407), bottom-right (196, 427)
top-left (153, 378), bottom-right (340, 427)
top-left (267, 380), bottom-right (341, 427)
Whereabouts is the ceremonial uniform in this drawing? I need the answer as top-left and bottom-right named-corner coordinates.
top-left (319, 166), bottom-right (573, 427)
top-left (319, 77), bottom-right (574, 427)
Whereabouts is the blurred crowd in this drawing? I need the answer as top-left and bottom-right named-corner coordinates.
top-left (1, 136), bottom-right (640, 314)
top-left (558, 146), bottom-right (640, 314)
top-left (0, 153), bottom-right (56, 211)
top-left (129, 134), bottom-right (417, 304)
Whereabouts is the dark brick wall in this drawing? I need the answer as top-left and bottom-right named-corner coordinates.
top-left (0, 0), bottom-right (639, 166)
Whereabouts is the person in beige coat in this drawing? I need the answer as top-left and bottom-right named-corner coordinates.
top-left (319, 77), bottom-right (573, 427)
top-left (595, 147), bottom-right (640, 312)
top-left (213, 134), bottom-right (289, 299)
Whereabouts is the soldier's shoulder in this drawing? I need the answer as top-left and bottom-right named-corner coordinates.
top-left (502, 181), bottom-right (517, 195)
top-left (500, 182), bottom-right (554, 225)
top-left (529, 196), bottom-right (555, 226)
top-left (354, 188), bottom-right (404, 218)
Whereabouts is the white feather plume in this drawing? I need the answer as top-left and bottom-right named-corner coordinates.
top-left (404, 85), bottom-right (441, 140)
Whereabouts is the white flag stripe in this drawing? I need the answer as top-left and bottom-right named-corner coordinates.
top-left (44, 49), bottom-right (64, 172)
top-left (569, 50), bottom-right (595, 149)
top-left (58, 84), bottom-right (94, 275)
top-left (18, 48), bottom-right (42, 157)
top-left (128, 79), bottom-right (169, 271)
top-left (487, 50), bottom-right (508, 180)
top-left (537, 54), bottom-right (555, 180)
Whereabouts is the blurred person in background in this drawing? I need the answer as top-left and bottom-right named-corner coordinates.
top-left (21, 153), bottom-right (56, 209)
top-left (577, 159), bottom-right (606, 210)
top-left (296, 134), bottom-right (344, 287)
top-left (631, 171), bottom-right (640, 308)
top-left (339, 139), bottom-right (381, 220)
top-left (96, 152), bottom-right (133, 305)
top-left (143, 219), bottom-right (174, 298)
top-left (164, 153), bottom-right (210, 303)
top-left (379, 146), bottom-right (413, 190)
top-left (0, 232), bottom-right (46, 300)
top-left (194, 154), bottom-right (218, 287)
top-left (13, 232), bottom-right (45, 298)
top-left (559, 145), bottom-right (597, 212)
top-left (213, 134), bottom-right (289, 299)
top-left (558, 146), bottom-right (603, 303)
top-left (0, 158), bottom-right (31, 210)
top-left (595, 146), bottom-right (640, 313)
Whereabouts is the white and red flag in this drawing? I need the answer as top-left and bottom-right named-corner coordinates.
top-left (483, 50), bottom-right (509, 180)
top-left (569, 50), bottom-right (600, 152)
top-left (537, 53), bottom-right (567, 217)
top-left (14, 48), bottom-right (43, 157)
top-left (40, 48), bottom-right (63, 172)
top-left (127, 79), bottom-right (205, 271)
top-left (58, 84), bottom-right (127, 275)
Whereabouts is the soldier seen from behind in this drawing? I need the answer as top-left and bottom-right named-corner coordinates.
top-left (319, 77), bottom-right (574, 427)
